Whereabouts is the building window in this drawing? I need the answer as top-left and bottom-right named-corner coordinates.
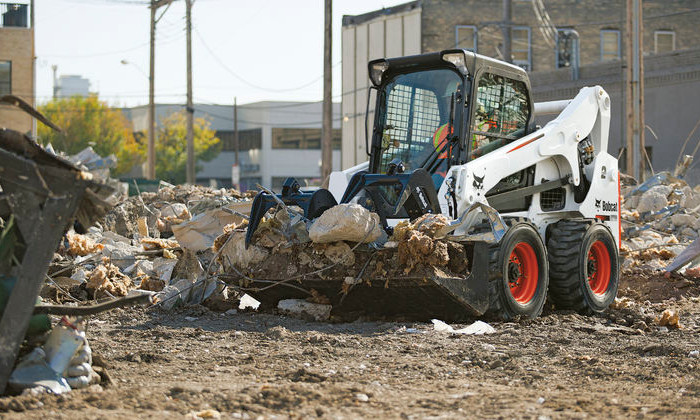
top-left (455, 25), bottom-right (477, 52)
top-left (556, 29), bottom-right (579, 69)
top-left (0, 61), bottom-right (10, 95)
top-left (601, 30), bottom-right (621, 61)
top-left (1, 3), bottom-right (28, 28)
top-left (271, 128), bottom-right (341, 149)
top-left (655, 30), bottom-right (675, 53)
top-left (217, 128), bottom-right (262, 152)
top-left (512, 27), bottom-right (531, 71)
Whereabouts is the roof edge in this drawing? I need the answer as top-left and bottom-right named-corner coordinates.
top-left (342, 1), bottom-right (421, 27)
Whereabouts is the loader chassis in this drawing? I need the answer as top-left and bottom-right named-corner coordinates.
top-left (247, 49), bottom-right (620, 320)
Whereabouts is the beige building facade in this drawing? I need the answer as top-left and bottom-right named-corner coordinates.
top-left (0, 2), bottom-right (34, 135)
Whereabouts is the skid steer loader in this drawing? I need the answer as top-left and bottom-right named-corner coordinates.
top-left (244, 49), bottom-right (620, 320)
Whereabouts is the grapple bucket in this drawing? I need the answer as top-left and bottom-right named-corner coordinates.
top-left (237, 242), bottom-right (492, 321)
top-left (246, 168), bottom-right (441, 247)
top-left (245, 178), bottom-right (337, 248)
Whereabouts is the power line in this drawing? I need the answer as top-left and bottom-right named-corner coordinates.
top-left (40, 30), bottom-right (185, 59)
top-left (62, 0), bottom-right (152, 5)
top-left (193, 26), bottom-right (340, 93)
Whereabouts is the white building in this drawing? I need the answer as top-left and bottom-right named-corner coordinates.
top-left (124, 101), bottom-right (341, 190)
top-left (56, 75), bottom-right (90, 98)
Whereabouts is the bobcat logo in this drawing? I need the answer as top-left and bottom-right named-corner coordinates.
top-left (473, 173), bottom-right (485, 190)
top-left (595, 199), bottom-right (601, 209)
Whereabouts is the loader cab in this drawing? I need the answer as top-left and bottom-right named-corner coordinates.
top-left (467, 64), bottom-right (533, 160)
top-left (368, 50), bottom-right (534, 183)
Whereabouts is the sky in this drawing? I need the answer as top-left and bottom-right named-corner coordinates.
top-left (33, 0), bottom-right (408, 107)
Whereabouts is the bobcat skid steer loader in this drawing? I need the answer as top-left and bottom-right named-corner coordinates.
top-left (243, 49), bottom-right (620, 320)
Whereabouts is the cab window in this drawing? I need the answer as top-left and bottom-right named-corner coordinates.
top-left (470, 73), bottom-right (529, 158)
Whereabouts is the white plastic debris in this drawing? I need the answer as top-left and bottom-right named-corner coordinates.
top-left (689, 350), bottom-right (699, 358)
top-left (278, 299), bottom-right (332, 321)
top-left (43, 324), bottom-right (85, 375)
top-left (431, 319), bottom-right (496, 335)
top-left (173, 205), bottom-right (248, 252)
top-left (239, 294), bottom-right (260, 310)
top-left (9, 320), bottom-right (99, 393)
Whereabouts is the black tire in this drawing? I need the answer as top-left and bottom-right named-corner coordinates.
top-left (547, 220), bottom-right (619, 313)
top-left (487, 222), bottom-right (549, 320)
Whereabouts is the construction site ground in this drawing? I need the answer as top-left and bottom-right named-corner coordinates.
top-left (1, 271), bottom-right (699, 420)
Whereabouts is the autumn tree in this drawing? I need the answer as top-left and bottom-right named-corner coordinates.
top-left (154, 111), bottom-right (221, 184)
top-left (37, 95), bottom-right (143, 176)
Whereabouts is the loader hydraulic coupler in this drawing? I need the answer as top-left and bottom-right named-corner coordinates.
top-left (339, 168), bottom-right (441, 230)
top-left (245, 178), bottom-right (337, 248)
top-left (245, 168), bottom-right (442, 248)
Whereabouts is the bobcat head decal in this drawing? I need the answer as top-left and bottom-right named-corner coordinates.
top-left (473, 173), bottom-right (485, 190)
top-left (595, 199), bottom-right (601, 209)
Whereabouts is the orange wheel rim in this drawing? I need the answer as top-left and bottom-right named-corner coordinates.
top-left (588, 240), bottom-right (611, 296)
top-left (507, 242), bottom-right (539, 304)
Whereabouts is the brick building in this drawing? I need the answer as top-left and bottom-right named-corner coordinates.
top-left (420, 0), bottom-right (697, 72)
top-left (0, 2), bottom-right (33, 135)
top-left (341, 0), bottom-right (700, 177)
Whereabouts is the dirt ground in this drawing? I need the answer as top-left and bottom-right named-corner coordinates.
top-left (1, 270), bottom-right (700, 420)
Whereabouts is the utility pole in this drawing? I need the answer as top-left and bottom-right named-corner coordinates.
top-left (638, 2), bottom-right (646, 180)
top-left (51, 65), bottom-right (57, 100)
top-left (148, 2), bottom-right (156, 180)
top-left (185, 0), bottom-right (195, 184)
top-left (148, 0), bottom-right (175, 180)
top-left (30, 0), bottom-right (35, 137)
top-left (502, 0), bottom-right (512, 63)
top-left (321, 0), bottom-right (333, 186)
top-left (233, 97), bottom-right (240, 190)
top-left (625, 0), bottom-right (645, 180)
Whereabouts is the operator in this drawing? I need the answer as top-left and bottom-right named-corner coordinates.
top-left (471, 101), bottom-right (491, 152)
top-left (428, 80), bottom-right (462, 189)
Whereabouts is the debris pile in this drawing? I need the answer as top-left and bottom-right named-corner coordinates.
top-left (214, 203), bottom-right (471, 319)
top-left (8, 318), bottom-right (100, 394)
top-left (42, 183), bottom-right (255, 314)
top-left (621, 171), bottom-right (700, 273)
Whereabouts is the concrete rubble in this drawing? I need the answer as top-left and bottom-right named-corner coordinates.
top-left (621, 171), bottom-right (700, 274)
top-left (32, 166), bottom-right (700, 323)
top-left (41, 182), bottom-right (254, 315)
top-left (213, 203), bottom-right (472, 318)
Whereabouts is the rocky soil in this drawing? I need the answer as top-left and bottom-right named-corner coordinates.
top-left (1, 269), bottom-right (699, 420)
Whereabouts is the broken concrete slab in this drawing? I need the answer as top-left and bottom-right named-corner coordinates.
top-left (217, 230), bottom-right (268, 269)
top-left (636, 188), bottom-right (670, 213)
top-left (308, 204), bottom-right (383, 244)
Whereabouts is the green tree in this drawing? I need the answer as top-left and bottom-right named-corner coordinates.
top-left (37, 95), bottom-right (143, 176)
top-left (155, 111), bottom-right (221, 184)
